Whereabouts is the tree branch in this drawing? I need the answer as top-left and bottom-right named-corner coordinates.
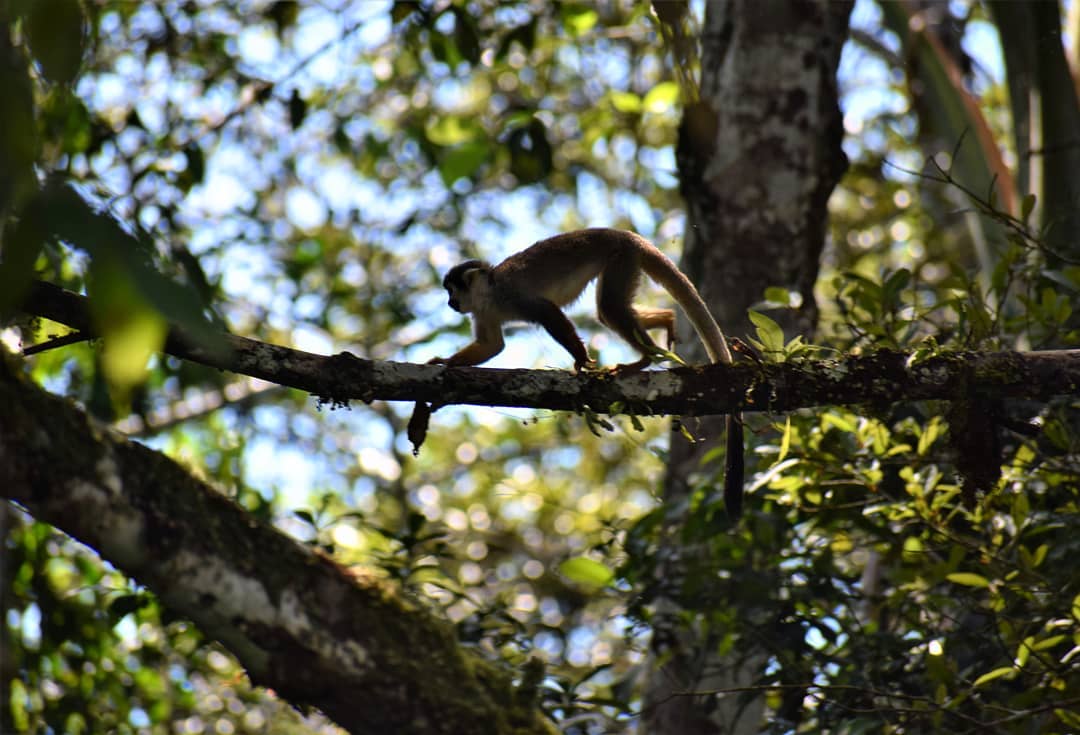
top-left (19, 280), bottom-right (1080, 418)
top-left (0, 352), bottom-right (554, 735)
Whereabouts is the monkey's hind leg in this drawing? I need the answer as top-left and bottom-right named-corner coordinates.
top-left (633, 307), bottom-right (676, 351)
top-left (597, 263), bottom-right (666, 373)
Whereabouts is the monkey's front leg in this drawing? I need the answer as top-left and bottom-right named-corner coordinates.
top-left (516, 298), bottom-right (595, 371)
top-left (429, 319), bottom-right (506, 367)
top-left (428, 341), bottom-right (502, 367)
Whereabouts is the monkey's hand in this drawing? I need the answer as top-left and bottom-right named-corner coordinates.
top-left (574, 356), bottom-right (599, 372)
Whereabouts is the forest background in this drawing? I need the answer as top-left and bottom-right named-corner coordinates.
top-left (4, 1), bottom-right (1080, 734)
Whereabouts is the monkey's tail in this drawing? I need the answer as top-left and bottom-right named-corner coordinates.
top-left (637, 240), bottom-right (745, 517)
top-left (725, 416), bottom-right (745, 518)
top-left (638, 247), bottom-right (732, 365)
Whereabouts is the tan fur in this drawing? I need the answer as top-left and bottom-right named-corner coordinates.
top-left (436, 228), bottom-right (732, 369)
top-left (433, 228), bottom-right (745, 517)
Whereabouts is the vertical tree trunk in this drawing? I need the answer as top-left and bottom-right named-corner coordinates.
top-left (646, 2), bottom-right (852, 733)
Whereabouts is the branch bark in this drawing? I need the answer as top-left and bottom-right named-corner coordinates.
top-left (19, 280), bottom-right (1080, 419)
top-left (0, 351), bottom-right (554, 735)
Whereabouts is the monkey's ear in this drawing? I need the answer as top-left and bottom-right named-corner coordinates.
top-left (462, 266), bottom-right (489, 289)
top-left (443, 259), bottom-right (490, 289)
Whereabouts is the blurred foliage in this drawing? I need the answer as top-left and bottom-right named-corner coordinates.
top-left (2, 1), bottom-right (1080, 733)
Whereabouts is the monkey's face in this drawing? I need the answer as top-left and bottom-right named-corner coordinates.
top-left (445, 282), bottom-right (470, 313)
top-left (442, 261), bottom-right (490, 314)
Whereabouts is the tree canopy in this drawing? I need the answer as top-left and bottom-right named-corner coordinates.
top-left (4, 2), bottom-right (1080, 734)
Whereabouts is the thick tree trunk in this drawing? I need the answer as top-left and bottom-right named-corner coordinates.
top-left (647, 2), bottom-right (853, 733)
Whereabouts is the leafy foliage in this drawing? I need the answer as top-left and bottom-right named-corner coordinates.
top-left (3, 1), bottom-right (1080, 734)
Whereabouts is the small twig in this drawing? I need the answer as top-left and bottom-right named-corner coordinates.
top-left (885, 156), bottom-right (1080, 266)
top-left (22, 331), bottom-right (94, 356)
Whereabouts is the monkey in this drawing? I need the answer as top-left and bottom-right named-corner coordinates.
top-left (430, 227), bottom-right (744, 518)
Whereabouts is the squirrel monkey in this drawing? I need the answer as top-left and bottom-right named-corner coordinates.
top-left (431, 228), bottom-right (744, 517)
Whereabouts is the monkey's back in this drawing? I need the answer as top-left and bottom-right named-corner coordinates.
top-left (495, 228), bottom-right (648, 307)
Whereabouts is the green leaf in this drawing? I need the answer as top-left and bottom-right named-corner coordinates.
top-left (288, 89), bottom-right (307, 130)
top-left (1009, 491), bottom-right (1030, 530)
top-left (610, 91), bottom-right (642, 113)
top-left (1032, 634), bottom-right (1065, 652)
top-left (763, 286), bottom-right (793, 307)
top-left (39, 181), bottom-right (225, 353)
top-left (268, 1), bottom-right (301, 35)
top-left (90, 258), bottom-right (168, 394)
top-left (496, 19), bottom-right (537, 58)
top-left (25, 0), bottom-right (87, 85)
top-left (391, 1), bottom-right (422, 24)
top-left (1031, 543), bottom-right (1048, 568)
top-left (775, 416), bottom-right (791, 465)
top-left (917, 417), bottom-right (943, 456)
top-left (643, 82), bottom-right (680, 113)
top-left (973, 666), bottom-right (1016, 687)
top-left (508, 119), bottom-right (553, 183)
top-left (1015, 636), bottom-right (1032, 668)
top-left (822, 411), bottom-right (856, 433)
top-left (429, 30), bottom-right (460, 67)
top-left (1021, 192), bottom-right (1037, 223)
top-left (883, 268), bottom-right (911, 306)
top-left (293, 509), bottom-right (317, 527)
top-left (559, 557), bottom-right (614, 589)
top-left (178, 144), bottom-right (205, 191)
top-left (426, 116), bottom-right (482, 146)
top-left (901, 536), bottom-right (923, 563)
top-left (451, 8), bottom-right (481, 65)
top-left (946, 572), bottom-right (990, 588)
top-left (438, 141), bottom-right (490, 186)
top-left (40, 89), bottom-right (92, 155)
top-left (561, 5), bottom-right (598, 37)
top-left (0, 194), bottom-right (47, 309)
top-left (108, 593), bottom-right (148, 622)
top-left (748, 310), bottom-right (785, 355)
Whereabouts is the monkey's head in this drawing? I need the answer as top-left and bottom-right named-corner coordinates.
top-left (442, 260), bottom-right (491, 314)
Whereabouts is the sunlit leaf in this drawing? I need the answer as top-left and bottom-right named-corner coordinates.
top-left (426, 116), bottom-right (482, 146)
top-left (775, 416), bottom-right (791, 465)
top-left (561, 5), bottom-right (598, 37)
top-left (748, 310), bottom-right (785, 355)
top-left (643, 82), bottom-right (680, 113)
top-left (1033, 635), bottom-right (1065, 652)
top-left (917, 417), bottom-right (943, 456)
top-left (902, 536), bottom-right (923, 563)
top-left (973, 666), bottom-right (1016, 687)
top-left (1015, 636), bottom-right (1032, 667)
top-left (822, 411), bottom-right (856, 433)
top-left (559, 557), bottom-right (614, 589)
top-left (610, 91), bottom-right (642, 113)
top-left (946, 572), bottom-right (990, 588)
top-left (763, 286), bottom-right (794, 307)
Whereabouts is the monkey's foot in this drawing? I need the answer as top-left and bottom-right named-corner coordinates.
top-left (610, 356), bottom-right (652, 374)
